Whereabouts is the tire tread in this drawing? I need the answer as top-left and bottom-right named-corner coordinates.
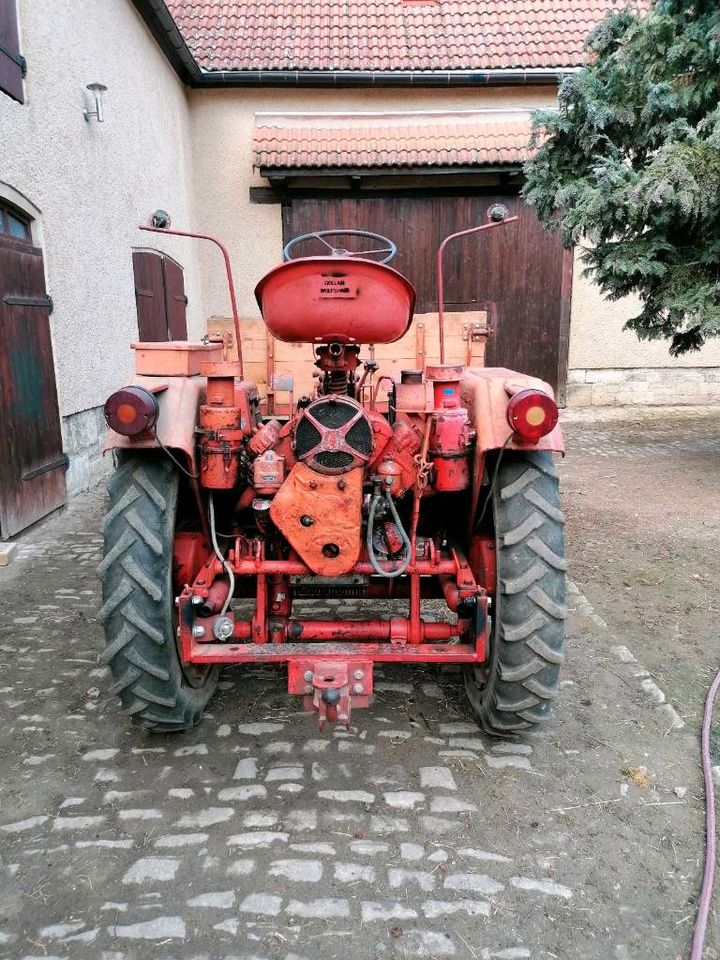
top-left (465, 450), bottom-right (566, 736)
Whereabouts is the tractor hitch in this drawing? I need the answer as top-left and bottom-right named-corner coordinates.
top-left (288, 659), bottom-right (372, 729)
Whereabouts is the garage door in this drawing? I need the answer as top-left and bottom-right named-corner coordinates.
top-left (282, 193), bottom-right (571, 399)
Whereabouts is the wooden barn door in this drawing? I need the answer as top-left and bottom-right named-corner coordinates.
top-left (282, 192), bottom-right (570, 398)
top-left (132, 250), bottom-right (187, 341)
top-left (0, 234), bottom-right (67, 538)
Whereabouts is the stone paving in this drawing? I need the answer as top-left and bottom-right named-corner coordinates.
top-left (0, 424), bottom-right (708, 960)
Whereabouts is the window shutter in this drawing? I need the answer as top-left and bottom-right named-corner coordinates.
top-left (0, 0), bottom-right (25, 104)
top-left (162, 256), bottom-right (188, 340)
top-left (133, 251), bottom-right (169, 341)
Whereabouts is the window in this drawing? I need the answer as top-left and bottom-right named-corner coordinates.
top-left (0, 201), bottom-right (31, 242)
top-left (0, 0), bottom-right (25, 103)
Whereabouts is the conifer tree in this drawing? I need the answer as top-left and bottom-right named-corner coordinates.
top-left (523, 0), bottom-right (720, 354)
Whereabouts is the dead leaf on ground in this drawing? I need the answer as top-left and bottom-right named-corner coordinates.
top-left (622, 766), bottom-right (650, 788)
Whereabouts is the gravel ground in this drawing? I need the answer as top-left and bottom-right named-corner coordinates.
top-left (0, 412), bottom-right (718, 960)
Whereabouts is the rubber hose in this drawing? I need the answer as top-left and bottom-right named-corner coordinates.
top-left (367, 488), bottom-right (412, 579)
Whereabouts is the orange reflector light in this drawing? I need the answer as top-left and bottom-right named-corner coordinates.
top-left (507, 389), bottom-right (558, 442)
top-left (104, 386), bottom-right (159, 437)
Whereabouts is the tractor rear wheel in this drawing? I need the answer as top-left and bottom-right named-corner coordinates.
top-left (465, 450), bottom-right (566, 735)
top-left (98, 454), bottom-right (219, 732)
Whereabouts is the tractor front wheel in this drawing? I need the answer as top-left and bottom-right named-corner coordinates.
top-left (98, 454), bottom-right (219, 732)
top-left (465, 450), bottom-right (566, 735)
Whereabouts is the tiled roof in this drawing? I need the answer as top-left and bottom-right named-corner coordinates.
top-left (253, 113), bottom-right (535, 169)
top-left (166, 0), bottom-right (621, 73)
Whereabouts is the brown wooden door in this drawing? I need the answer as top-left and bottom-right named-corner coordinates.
top-left (133, 250), bottom-right (187, 341)
top-left (0, 235), bottom-right (67, 538)
top-left (283, 193), bottom-right (570, 397)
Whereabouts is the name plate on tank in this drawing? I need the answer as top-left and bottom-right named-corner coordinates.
top-left (314, 275), bottom-right (359, 299)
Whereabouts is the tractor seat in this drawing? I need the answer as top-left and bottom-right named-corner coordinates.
top-left (254, 257), bottom-right (416, 345)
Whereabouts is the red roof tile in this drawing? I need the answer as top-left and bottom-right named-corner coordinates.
top-left (253, 114), bottom-right (535, 169)
top-left (166, 0), bottom-right (622, 73)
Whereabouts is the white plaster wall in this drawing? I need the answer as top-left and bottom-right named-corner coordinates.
top-left (0, 0), bottom-right (201, 417)
top-left (187, 86), bottom-right (557, 320)
top-left (568, 248), bottom-right (720, 369)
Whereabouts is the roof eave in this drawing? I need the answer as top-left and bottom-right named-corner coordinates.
top-left (260, 164), bottom-right (527, 178)
top-left (131, 0), bottom-right (202, 83)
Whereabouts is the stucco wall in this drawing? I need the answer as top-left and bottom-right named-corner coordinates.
top-left (568, 247), bottom-right (720, 369)
top-left (0, 0), bottom-right (201, 421)
top-left (187, 86), bottom-right (557, 320)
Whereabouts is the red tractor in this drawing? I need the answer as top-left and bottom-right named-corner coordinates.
top-left (99, 216), bottom-right (565, 733)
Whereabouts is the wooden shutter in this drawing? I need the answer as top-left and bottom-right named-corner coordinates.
top-left (133, 250), bottom-right (168, 341)
top-left (0, 0), bottom-right (25, 104)
top-left (163, 256), bottom-right (188, 339)
top-left (0, 235), bottom-right (67, 538)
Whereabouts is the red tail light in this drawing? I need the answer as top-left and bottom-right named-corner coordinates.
top-left (507, 389), bottom-right (558, 442)
top-left (104, 386), bottom-right (158, 437)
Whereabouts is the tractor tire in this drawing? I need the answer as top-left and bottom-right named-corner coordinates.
top-left (98, 454), bottom-right (219, 732)
top-left (465, 450), bottom-right (566, 735)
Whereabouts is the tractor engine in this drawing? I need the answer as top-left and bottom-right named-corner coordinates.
top-left (240, 366), bottom-right (473, 584)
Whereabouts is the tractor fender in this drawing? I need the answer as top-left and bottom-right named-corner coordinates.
top-left (103, 374), bottom-right (204, 472)
top-left (460, 366), bottom-right (564, 454)
top-left (461, 367), bottom-right (564, 535)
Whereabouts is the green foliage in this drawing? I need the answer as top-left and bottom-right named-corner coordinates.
top-left (523, 0), bottom-right (720, 354)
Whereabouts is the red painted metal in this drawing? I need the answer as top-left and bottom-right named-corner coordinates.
top-left (284, 619), bottom-right (454, 642)
top-left (173, 532), bottom-right (211, 589)
top-left (227, 556), bottom-right (457, 577)
top-left (255, 257), bottom-right (416, 345)
top-left (270, 463), bottom-right (365, 576)
top-left (198, 362), bottom-right (248, 490)
top-left (469, 535), bottom-right (497, 595)
top-left (139, 224), bottom-right (244, 376)
top-left (436, 216), bottom-right (519, 364)
top-left (185, 640), bottom-right (483, 665)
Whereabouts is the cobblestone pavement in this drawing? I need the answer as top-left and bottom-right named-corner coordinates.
top-left (0, 418), bottom-right (713, 960)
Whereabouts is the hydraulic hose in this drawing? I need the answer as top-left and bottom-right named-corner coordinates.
top-left (367, 488), bottom-right (412, 579)
top-left (208, 493), bottom-right (235, 617)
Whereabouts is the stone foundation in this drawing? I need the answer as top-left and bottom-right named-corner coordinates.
top-left (566, 367), bottom-right (720, 407)
top-left (62, 405), bottom-right (110, 496)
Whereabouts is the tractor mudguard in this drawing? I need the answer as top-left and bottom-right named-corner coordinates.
top-left (103, 374), bottom-right (204, 472)
top-left (461, 366), bottom-right (564, 454)
top-left (461, 366), bottom-right (564, 534)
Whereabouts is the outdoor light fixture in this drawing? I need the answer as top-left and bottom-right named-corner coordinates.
top-left (83, 82), bottom-right (107, 122)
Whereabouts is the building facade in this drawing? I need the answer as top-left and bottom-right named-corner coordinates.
top-left (2, 0), bottom-right (718, 536)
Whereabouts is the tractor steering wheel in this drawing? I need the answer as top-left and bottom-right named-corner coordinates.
top-left (283, 229), bottom-right (397, 265)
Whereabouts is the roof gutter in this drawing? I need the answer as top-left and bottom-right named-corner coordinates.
top-left (194, 67), bottom-right (578, 88)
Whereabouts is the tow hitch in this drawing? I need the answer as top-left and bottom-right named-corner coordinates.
top-left (288, 659), bottom-right (373, 729)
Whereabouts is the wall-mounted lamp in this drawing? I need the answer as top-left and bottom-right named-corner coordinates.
top-left (83, 82), bottom-right (107, 123)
